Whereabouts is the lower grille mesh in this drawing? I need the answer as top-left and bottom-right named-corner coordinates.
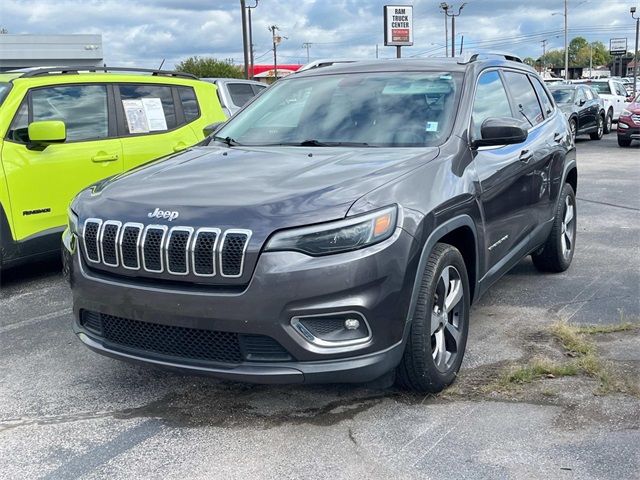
top-left (80, 311), bottom-right (292, 364)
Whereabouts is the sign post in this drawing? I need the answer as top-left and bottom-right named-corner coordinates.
top-left (384, 5), bottom-right (414, 58)
top-left (609, 38), bottom-right (627, 77)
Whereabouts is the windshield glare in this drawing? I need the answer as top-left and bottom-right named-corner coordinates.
top-left (550, 89), bottom-right (574, 104)
top-left (216, 71), bottom-right (463, 147)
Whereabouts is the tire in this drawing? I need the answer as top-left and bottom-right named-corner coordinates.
top-left (589, 115), bottom-right (604, 140)
top-left (603, 109), bottom-right (613, 134)
top-left (396, 243), bottom-right (470, 393)
top-left (569, 118), bottom-right (577, 141)
top-left (532, 183), bottom-right (577, 273)
top-left (618, 136), bottom-right (632, 147)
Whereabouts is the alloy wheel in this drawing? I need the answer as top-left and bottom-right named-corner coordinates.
top-left (430, 265), bottom-right (464, 372)
top-left (606, 114), bottom-right (612, 133)
top-left (561, 195), bottom-right (575, 258)
top-left (597, 116), bottom-right (603, 137)
top-left (570, 120), bottom-right (577, 141)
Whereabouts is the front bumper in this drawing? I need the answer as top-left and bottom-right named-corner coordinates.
top-left (617, 118), bottom-right (640, 140)
top-left (65, 228), bottom-right (419, 384)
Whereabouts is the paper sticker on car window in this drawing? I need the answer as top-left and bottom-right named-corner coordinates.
top-left (122, 99), bottom-right (149, 134)
top-left (425, 121), bottom-right (438, 132)
top-left (142, 98), bottom-right (168, 131)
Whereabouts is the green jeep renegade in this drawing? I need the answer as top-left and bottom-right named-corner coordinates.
top-left (0, 66), bottom-right (226, 270)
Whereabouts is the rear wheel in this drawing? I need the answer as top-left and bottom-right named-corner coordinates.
top-left (589, 115), bottom-right (604, 140)
top-left (603, 109), bottom-right (613, 134)
top-left (569, 118), bottom-right (577, 141)
top-left (532, 183), bottom-right (576, 273)
top-left (397, 243), bottom-right (470, 393)
top-left (618, 136), bottom-right (632, 147)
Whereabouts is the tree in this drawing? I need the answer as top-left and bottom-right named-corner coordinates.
top-left (175, 56), bottom-right (243, 79)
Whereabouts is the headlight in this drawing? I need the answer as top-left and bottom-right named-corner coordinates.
top-left (265, 205), bottom-right (398, 256)
top-left (68, 207), bottom-right (79, 235)
top-left (621, 109), bottom-right (632, 117)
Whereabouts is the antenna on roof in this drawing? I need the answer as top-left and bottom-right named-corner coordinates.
top-left (158, 59), bottom-right (166, 70)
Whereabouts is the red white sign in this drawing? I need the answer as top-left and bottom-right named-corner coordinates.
top-left (384, 5), bottom-right (414, 46)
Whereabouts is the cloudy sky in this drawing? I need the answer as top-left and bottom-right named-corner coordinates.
top-left (3, 0), bottom-right (639, 68)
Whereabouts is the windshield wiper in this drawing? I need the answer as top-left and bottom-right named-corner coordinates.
top-left (267, 139), bottom-right (374, 147)
top-left (212, 135), bottom-right (242, 147)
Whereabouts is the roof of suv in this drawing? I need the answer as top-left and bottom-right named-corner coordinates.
top-left (290, 54), bottom-right (532, 78)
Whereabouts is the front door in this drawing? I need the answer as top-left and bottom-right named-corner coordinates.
top-left (2, 84), bottom-right (123, 241)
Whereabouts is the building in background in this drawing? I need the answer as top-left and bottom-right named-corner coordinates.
top-left (251, 64), bottom-right (302, 84)
top-left (0, 34), bottom-right (103, 71)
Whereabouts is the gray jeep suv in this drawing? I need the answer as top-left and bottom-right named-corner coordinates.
top-left (63, 54), bottom-right (577, 393)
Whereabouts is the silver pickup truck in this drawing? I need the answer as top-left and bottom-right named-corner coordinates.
top-left (202, 78), bottom-right (267, 117)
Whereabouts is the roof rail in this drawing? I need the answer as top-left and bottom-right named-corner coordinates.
top-left (18, 66), bottom-right (198, 80)
top-left (464, 53), bottom-right (524, 64)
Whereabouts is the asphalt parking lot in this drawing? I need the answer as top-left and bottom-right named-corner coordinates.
top-left (1, 134), bottom-right (638, 480)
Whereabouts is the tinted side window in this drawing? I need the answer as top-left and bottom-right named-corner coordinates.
top-left (31, 85), bottom-right (108, 142)
top-left (575, 88), bottom-right (587, 104)
top-left (471, 70), bottom-right (513, 139)
top-left (615, 82), bottom-right (627, 96)
top-left (119, 84), bottom-right (177, 133)
top-left (7, 100), bottom-right (29, 143)
top-left (531, 77), bottom-right (554, 116)
top-left (178, 86), bottom-right (199, 122)
top-left (503, 71), bottom-right (544, 126)
top-left (227, 83), bottom-right (255, 107)
top-left (584, 87), bottom-right (594, 100)
top-left (252, 84), bottom-right (267, 95)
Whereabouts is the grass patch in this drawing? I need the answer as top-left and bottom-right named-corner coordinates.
top-left (575, 323), bottom-right (639, 335)
top-left (550, 321), bottom-right (594, 355)
top-left (496, 357), bottom-right (578, 389)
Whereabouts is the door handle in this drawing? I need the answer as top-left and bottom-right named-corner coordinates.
top-left (91, 153), bottom-right (119, 163)
top-left (554, 132), bottom-right (564, 143)
top-left (173, 142), bottom-right (187, 152)
top-left (519, 149), bottom-right (533, 163)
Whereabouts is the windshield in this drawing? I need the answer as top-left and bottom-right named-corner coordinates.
top-left (216, 71), bottom-right (463, 147)
top-left (0, 83), bottom-right (10, 106)
top-left (588, 83), bottom-right (610, 94)
top-left (550, 88), bottom-right (574, 104)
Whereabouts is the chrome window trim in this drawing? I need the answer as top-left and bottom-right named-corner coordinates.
top-left (118, 222), bottom-right (144, 271)
top-left (290, 311), bottom-right (372, 350)
top-left (141, 224), bottom-right (168, 273)
top-left (165, 226), bottom-right (194, 276)
top-left (191, 227), bottom-right (221, 277)
top-left (99, 220), bottom-right (122, 267)
top-left (219, 229), bottom-right (252, 278)
top-left (82, 218), bottom-right (103, 264)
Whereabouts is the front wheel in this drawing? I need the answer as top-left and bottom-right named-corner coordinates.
top-left (589, 115), bottom-right (604, 140)
top-left (569, 118), bottom-right (577, 142)
top-left (618, 136), bottom-right (632, 147)
top-left (532, 183), bottom-right (577, 273)
top-left (396, 243), bottom-right (470, 393)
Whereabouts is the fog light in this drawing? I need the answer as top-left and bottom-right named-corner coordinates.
top-left (344, 318), bottom-right (360, 330)
top-left (619, 122), bottom-right (629, 129)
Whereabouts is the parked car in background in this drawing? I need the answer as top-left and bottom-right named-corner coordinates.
top-left (0, 66), bottom-right (226, 269)
top-left (576, 78), bottom-right (629, 122)
top-left (617, 93), bottom-right (640, 147)
top-left (201, 78), bottom-right (267, 117)
top-left (548, 84), bottom-right (605, 140)
top-left (64, 54), bottom-right (577, 393)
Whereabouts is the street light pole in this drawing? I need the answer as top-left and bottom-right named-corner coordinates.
top-left (632, 7), bottom-right (639, 97)
top-left (246, 0), bottom-right (259, 79)
top-left (303, 42), bottom-right (312, 63)
top-left (564, 0), bottom-right (569, 81)
top-left (240, 0), bottom-right (250, 79)
top-left (269, 25), bottom-right (279, 82)
top-left (444, 3), bottom-right (466, 58)
top-left (440, 3), bottom-right (449, 57)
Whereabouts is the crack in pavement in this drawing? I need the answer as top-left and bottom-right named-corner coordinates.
top-left (577, 196), bottom-right (640, 212)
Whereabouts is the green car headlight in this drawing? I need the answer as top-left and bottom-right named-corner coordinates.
top-left (265, 205), bottom-right (398, 256)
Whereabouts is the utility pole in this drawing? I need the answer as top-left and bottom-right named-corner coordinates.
top-left (632, 6), bottom-right (639, 96)
top-left (240, 0), bottom-right (250, 79)
top-left (440, 3), bottom-right (449, 57)
top-left (541, 39), bottom-right (548, 74)
top-left (589, 42), bottom-right (593, 79)
top-left (302, 42), bottom-right (312, 63)
top-left (564, 0), bottom-right (569, 81)
top-left (269, 25), bottom-right (280, 82)
top-left (246, 0), bottom-right (259, 79)
top-left (444, 3), bottom-right (466, 58)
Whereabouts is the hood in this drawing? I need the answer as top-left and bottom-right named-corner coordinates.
top-left (77, 145), bottom-right (439, 236)
top-left (625, 102), bottom-right (640, 114)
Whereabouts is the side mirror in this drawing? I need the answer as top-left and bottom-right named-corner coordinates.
top-left (472, 117), bottom-right (528, 148)
top-left (28, 121), bottom-right (66, 148)
top-left (626, 95), bottom-right (635, 102)
top-left (578, 98), bottom-right (586, 106)
top-left (203, 121), bottom-right (224, 137)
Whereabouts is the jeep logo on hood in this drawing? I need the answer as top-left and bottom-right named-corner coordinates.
top-left (148, 208), bottom-right (179, 221)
